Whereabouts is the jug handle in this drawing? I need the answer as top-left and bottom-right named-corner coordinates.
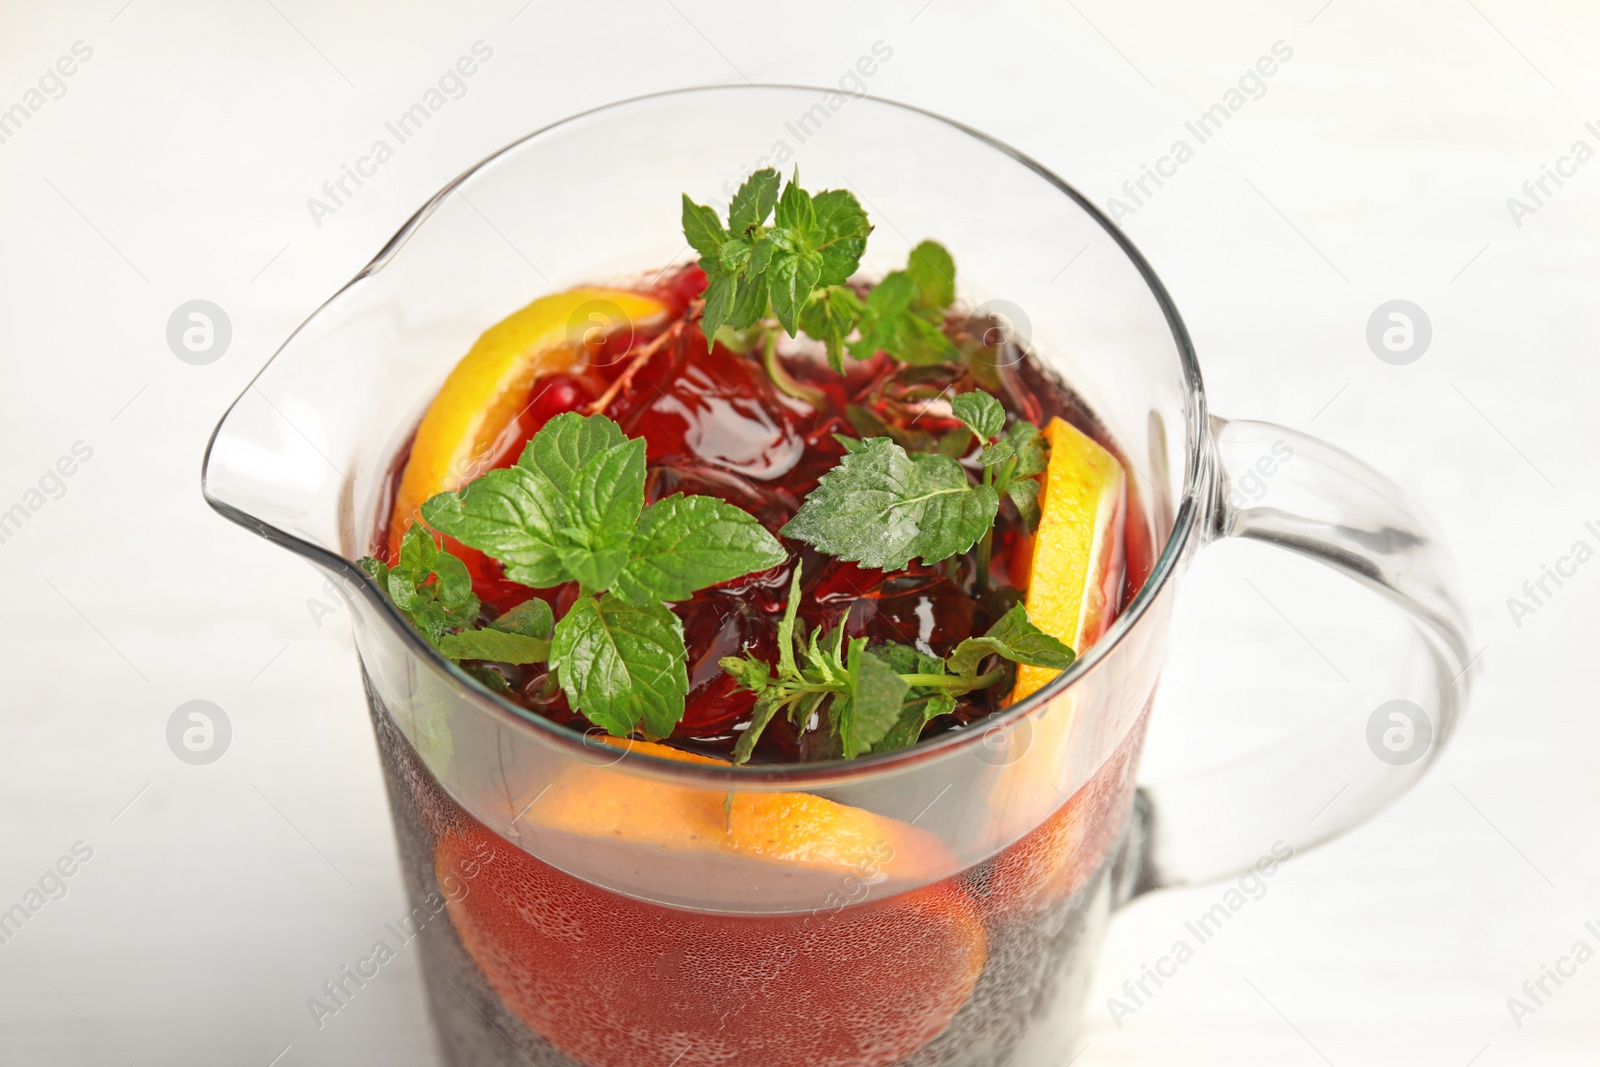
top-left (1123, 416), bottom-right (1473, 891)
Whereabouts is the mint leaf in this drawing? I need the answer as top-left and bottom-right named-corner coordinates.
top-left (684, 172), bottom-right (869, 350)
top-left (951, 390), bottom-right (1005, 442)
top-left (980, 439), bottom-right (1016, 466)
top-left (720, 655), bottom-right (770, 694)
top-left (906, 240), bottom-right (955, 310)
top-left (767, 247), bottom-right (823, 336)
top-left (987, 420), bottom-right (1047, 529)
top-left (845, 403), bottom-right (935, 454)
top-left (834, 640), bottom-right (910, 759)
top-left (849, 272), bottom-right (960, 365)
top-left (700, 273), bottom-right (736, 339)
top-left (810, 189), bottom-right (871, 286)
top-left (947, 603), bottom-right (1076, 677)
top-left (397, 519), bottom-right (437, 576)
top-left (437, 628), bottom-right (549, 665)
top-left (719, 238), bottom-right (754, 274)
top-left (860, 641), bottom-right (950, 754)
top-left (431, 412), bottom-right (645, 593)
top-left (612, 494), bottom-right (786, 605)
top-left (1006, 477), bottom-right (1041, 528)
top-left (874, 689), bottom-right (956, 754)
top-left (1005, 420), bottom-right (1048, 479)
top-left (728, 272), bottom-right (769, 331)
top-left (428, 546), bottom-right (476, 610)
top-left (550, 594), bottom-right (689, 739)
top-left (773, 176), bottom-right (815, 234)
top-left (552, 434), bottom-right (645, 592)
top-left (491, 598), bottom-right (554, 639)
top-left (934, 428), bottom-right (971, 458)
top-left (717, 567), bottom-right (1047, 761)
top-left (780, 436), bottom-right (998, 569)
top-left (682, 195), bottom-right (728, 259)
top-left (728, 168), bottom-right (781, 235)
top-left (521, 412), bottom-right (628, 495)
top-left (775, 564), bottom-right (803, 679)
top-left (732, 688), bottom-right (784, 765)
top-left (362, 527), bottom-right (481, 643)
top-left (463, 664), bottom-right (512, 695)
top-left (799, 285), bottom-right (864, 373)
top-left (422, 466), bottom-right (568, 588)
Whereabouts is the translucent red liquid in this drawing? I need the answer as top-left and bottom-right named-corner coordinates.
top-left (370, 679), bottom-right (1149, 1067)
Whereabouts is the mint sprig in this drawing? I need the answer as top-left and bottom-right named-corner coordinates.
top-left (361, 526), bottom-right (480, 643)
top-left (779, 436), bottom-right (999, 570)
top-left (951, 390), bottom-right (1048, 528)
top-left (413, 412), bottom-right (786, 739)
top-left (849, 255), bottom-right (959, 367)
top-left (684, 172), bottom-right (964, 375)
top-left (721, 567), bottom-right (1075, 763)
top-left (781, 390), bottom-right (1048, 574)
top-left (360, 528), bottom-right (551, 667)
top-left (683, 168), bottom-right (870, 342)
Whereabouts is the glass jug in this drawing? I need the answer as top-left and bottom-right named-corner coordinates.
top-left (203, 86), bottom-right (1470, 1067)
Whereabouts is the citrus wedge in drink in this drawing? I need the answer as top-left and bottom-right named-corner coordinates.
top-left (436, 738), bottom-right (987, 1067)
top-left (982, 416), bottom-right (1127, 915)
top-left (524, 737), bottom-right (953, 883)
top-left (1010, 416), bottom-right (1127, 702)
top-left (388, 287), bottom-right (671, 553)
top-left (437, 823), bottom-right (985, 1067)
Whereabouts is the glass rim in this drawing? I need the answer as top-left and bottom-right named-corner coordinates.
top-left (203, 82), bottom-right (1208, 789)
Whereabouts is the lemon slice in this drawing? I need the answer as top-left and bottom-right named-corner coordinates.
top-left (1011, 416), bottom-right (1126, 702)
top-left (979, 416), bottom-right (1127, 916)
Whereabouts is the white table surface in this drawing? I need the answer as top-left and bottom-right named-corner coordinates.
top-left (1, 1), bottom-right (1595, 1064)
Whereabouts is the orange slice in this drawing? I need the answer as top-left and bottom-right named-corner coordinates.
top-left (389, 287), bottom-right (670, 553)
top-left (436, 823), bottom-right (986, 1067)
top-left (977, 418), bottom-right (1128, 916)
top-left (526, 737), bottom-right (951, 882)
top-left (1011, 416), bottom-right (1126, 702)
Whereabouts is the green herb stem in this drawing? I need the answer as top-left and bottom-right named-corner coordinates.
top-left (898, 670), bottom-right (1005, 691)
top-left (976, 527), bottom-right (993, 596)
top-left (762, 329), bottom-right (825, 409)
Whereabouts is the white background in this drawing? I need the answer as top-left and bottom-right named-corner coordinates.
top-left (1, 0), bottom-right (1596, 1064)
